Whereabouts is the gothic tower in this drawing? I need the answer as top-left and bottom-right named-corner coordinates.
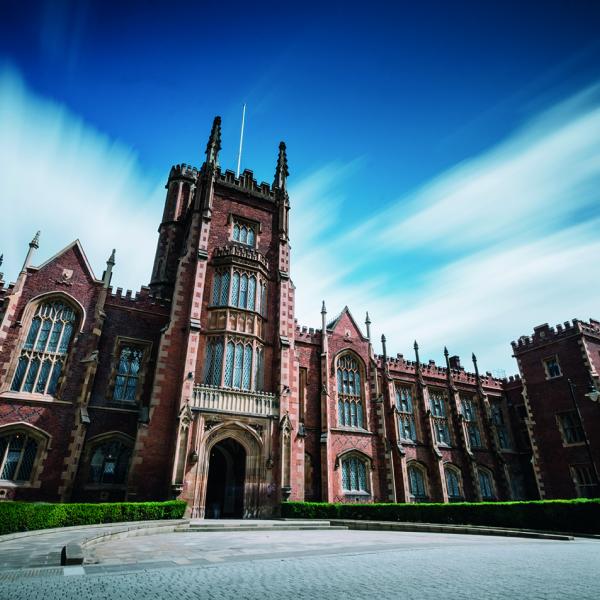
top-left (128, 117), bottom-right (298, 517)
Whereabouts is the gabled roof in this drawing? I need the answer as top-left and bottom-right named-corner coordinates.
top-left (34, 239), bottom-right (101, 283)
top-left (327, 305), bottom-right (368, 341)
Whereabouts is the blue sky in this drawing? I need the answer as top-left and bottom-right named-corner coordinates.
top-left (2, 0), bottom-right (600, 373)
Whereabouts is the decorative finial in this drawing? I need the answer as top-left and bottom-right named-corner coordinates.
top-left (413, 340), bottom-right (420, 366)
top-left (205, 116), bottom-right (222, 166)
top-left (413, 340), bottom-right (419, 351)
top-left (273, 141), bottom-right (289, 190)
top-left (107, 249), bottom-right (116, 266)
top-left (381, 334), bottom-right (387, 358)
top-left (472, 353), bottom-right (480, 378)
top-left (365, 312), bottom-right (371, 341)
top-left (365, 312), bottom-right (371, 325)
top-left (0, 254), bottom-right (3, 268)
top-left (321, 300), bottom-right (327, 314)
top-left (444, 346), bottom-right (449, 358)
top-left (30, 231), bottom-right (41, 249)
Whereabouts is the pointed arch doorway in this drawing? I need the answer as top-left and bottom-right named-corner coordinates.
top-left (205, 438), bottom-right (246, 518)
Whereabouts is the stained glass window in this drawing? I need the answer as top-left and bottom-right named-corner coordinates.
top-left (11, 300), bottom-right (77, 396)
top-left (341, 456), bottom-right (368, 492)
top-left (88, 440), bottom-right (132, 485)
top-left (408, 464), bottom-right (428, 501)
top-left (0, 432), bottom-right (38, 482)
top-left (337, 354), bottom-right (364, 428)
top-left (113, 346), bottom-right (144, 402)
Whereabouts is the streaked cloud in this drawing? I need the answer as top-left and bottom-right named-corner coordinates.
top-left (291, 85), bottom-right (600, 373)
top-left (0, 67), bottom-right (163, 290)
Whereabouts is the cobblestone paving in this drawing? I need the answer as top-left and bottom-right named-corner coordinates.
top-left (0, 530), bottom-right (598, 599)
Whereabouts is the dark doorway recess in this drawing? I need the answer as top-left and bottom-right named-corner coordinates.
top-left (205, 438), bottom-right (246, 518)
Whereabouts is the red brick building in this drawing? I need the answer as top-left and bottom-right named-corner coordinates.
top-left (0, 117), bottom-right (595, 515)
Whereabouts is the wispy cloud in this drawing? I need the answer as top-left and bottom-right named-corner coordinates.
top-left (3, 66), bottom-right (599, 374)
top-left (291, 85), bottom-right (600, 373)
top-left (0, 67), bottom-right (164, 290)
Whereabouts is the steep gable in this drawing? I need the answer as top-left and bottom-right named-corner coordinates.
top-left (327, 306), bottom-right (368, 341)
top-left (33, 240), bottom-right (101, 285)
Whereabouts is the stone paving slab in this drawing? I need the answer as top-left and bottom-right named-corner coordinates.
top-left (0, 530), bottom-right (598, 600)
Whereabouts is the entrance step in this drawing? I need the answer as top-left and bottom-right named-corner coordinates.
top-left (177, 520), bottom-right (348, 533)
top-left (177, 525), bottom-right (348, 533)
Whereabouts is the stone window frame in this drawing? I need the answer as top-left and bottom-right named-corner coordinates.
top-left (542, 355), bottom-right (562, 380)
top-left (335, 448), bottom-right (373, 498)
top-left (556, 411), bottom-right (586, 447)
top-left (203, 334), bottom-right (265, 392)
top-left (0, 422), bottom-right (52, 489)
top-left (428, 388), bottom-right (452, 447)
top-left (335, 350), bottom-right (368, 431)
top-left (394, 382), bottom-right (419, 444)
top-left (406, 460), bottom-right (429, 503)
top-left (460, 394), bottom-right (485, 449)
top-left (229, 214), bottom-right (260, 248)
top-left (209, 266), bottom-right (267, 314)
top-left (569, 463), bottom-right (597, 498)
top-left (444, 462), bottom-right (464, 502)
top-left (477, 465), bottom-right (496, 501)
top-left (105, 336), bottom-right (153, 407)
top-left (81, 431), bottom-right (135, 492)
top-left (490, 400), bottom-right (512, 450)
top-left (0, 292), bottom-right (84, 402)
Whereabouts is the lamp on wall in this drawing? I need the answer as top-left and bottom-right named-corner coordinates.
top-left (586, 380), bottom-right (600, 403)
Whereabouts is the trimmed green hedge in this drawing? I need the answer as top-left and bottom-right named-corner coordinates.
top-left (281, 499), bottom-right (600, 534)
top-left (0, 500), bottom-right (187, 536)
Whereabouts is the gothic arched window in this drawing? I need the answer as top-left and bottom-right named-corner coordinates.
top-left (224, 339), bottom-right (254, 391)
top-left (113, 347), bottom-right (144, 402)
top-left (445, 464), bottom-right (463, 501)
top-left (11, 299), bottom-right (77, 396)
top-left (337, 354), bottom-right (365, 428)
top-left (429, 389), bottom-right (451, 446)
top-left (0, 431), bottom-right (39, 482)
top-left (341, 455), bottom-right (368, 493)
top-left (88, 439), bottom-right (132, 485)
top-left (396, 385), bottom-right (417, 442)
top-left (204, 338), bottom-right (224, 386)
top-left (478, 467), bottom-right (496, 500)
top-left (407, 462), bottom-right (428, 502)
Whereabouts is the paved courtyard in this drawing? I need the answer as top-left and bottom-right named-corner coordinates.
top-left (1, 528), bottom-right (599, 599)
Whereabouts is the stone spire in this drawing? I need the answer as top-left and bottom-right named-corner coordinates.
top-left (365, 312), bottom-right (371, 341)
top-left (21, 231), bottom-right (40, 273)
top-left (381, 334), bottom-right (387, 359)
top-left (102, 249), bottom-right (116, 288)
top-left (273, 141), bottom-right (289, 191)
top-left (205, 116), bottom-right (222, 167)
top-left (413, 340), bottom-right (420, 366)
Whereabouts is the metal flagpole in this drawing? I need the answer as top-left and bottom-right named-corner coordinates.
top-left (236, 103), bottom-right (246, 178)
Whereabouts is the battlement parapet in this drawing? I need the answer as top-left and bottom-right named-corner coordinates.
top-left (511, 317), bottom-right (600, 350)
top-left (215, 169), bottom-right (277, 201)
top-left (106, 285), bottom-right (171, 312)
top-left (294, 323), bottom-right (322, 344)
top-left (375, 353), bottom-right (504, 389)
top-left (212, 244), bottom-right (270, 271)
top-left (168, 163), bottom-right (199, 184)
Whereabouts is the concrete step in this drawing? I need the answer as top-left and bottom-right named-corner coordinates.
top-left (176, 525), bottom-right (348, 533)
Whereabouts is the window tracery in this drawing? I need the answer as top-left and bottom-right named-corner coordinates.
top-left (407, 462), bottom-right (428, 502)
top-left (10, 300), bottom-right (77, 396)
top-left (429, 389), bottom-right (451, 445)
top-left (337, 354), bottom-right (365, 428)
top-left (396, 385), bottom-right (417, 442)
top-left (0, 431), bottom-right (39, 482)
top-left (341, 454), bottom-right (368, 493)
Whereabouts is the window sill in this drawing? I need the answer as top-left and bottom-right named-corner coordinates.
top-left (343, 491), bottom-right (370, 498)
top-left (562, 441), bottom-right (586, 448)
top-left (331, 427), bottom-right (372, 435)
top-left (0, 480), bottom-right (36, 488)
top-left (399, 439), bottom-right (418, 446)
top-left (0, 391), bottom-right (70, 405)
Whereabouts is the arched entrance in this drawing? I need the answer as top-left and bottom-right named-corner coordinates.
top-left (205, 438), bottom-right (246, 518)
